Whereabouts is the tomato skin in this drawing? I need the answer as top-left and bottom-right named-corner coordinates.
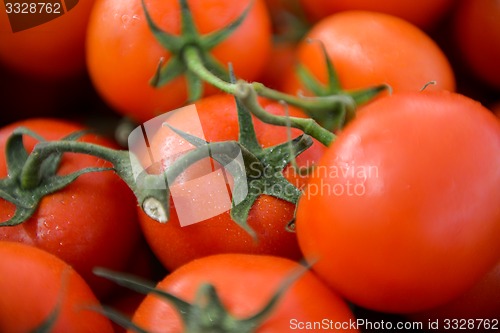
top-left (296, 91), bottom-right (500, 313)
top-left (299, 0), bottom-right (455, 29)
top-left (454, 0), bottom-right (500, 90)
top-left (137, 94), bottom-right (325, 271)
top-left (409, 261), bottom-right (500, 331)
top-left (86, 0), bottom-right (272, 123)
top-left (0, 0), bottom-right (95, 79)
top-left (0, 118), bottom-right (141, 297)
top-left (258, 41), bottom-right (297, 91)
top-left (130, 254), bottom-right (359, 332)
top-left (0, 241), bottom-right (114, 333)
top-left (282, 11), bottom-right (455, 98)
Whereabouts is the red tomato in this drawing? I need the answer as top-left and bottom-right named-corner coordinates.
top-left (282, 11), bottom-right (455, 98)
top-left (296, 91), bottom-right (500, 313)
top-left (137, 94), bottom-right (325, 271)
top-left (0, 118), bottom-right (141, 297)
top-left (86, 0), bottom-right (272, 123)
top-left (130, 254), bottom-right (358, 332)
top-left (409, 261), bottom-right (500, 331)
top-left (0, 241), bottom-right (114, 333)
top-left (299, 0), bottom-right (455, 29)
top-left (258, 41), bottom-right (298, 90)
top-left (454, 0), bottom-right (500, 90)
top-left (0, 0), bottom-right (95, 79)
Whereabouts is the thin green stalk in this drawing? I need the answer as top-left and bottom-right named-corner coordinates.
top-left (19, 140), bottom-right (171, 223)
top-left (235, 82), bottom-right (336, 147)
top-left (183, 46), bottom-right (239, 95)
top-left (252, 82), bottom-right (356, 117)
top-left (20, 141), bottom-right (133, 190)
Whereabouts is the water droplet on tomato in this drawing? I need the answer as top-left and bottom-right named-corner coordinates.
top-left (121, 15), bottom-right (130, 26)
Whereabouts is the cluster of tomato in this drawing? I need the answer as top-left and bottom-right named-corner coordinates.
top-left (0, 0), bottom-right (499, 332)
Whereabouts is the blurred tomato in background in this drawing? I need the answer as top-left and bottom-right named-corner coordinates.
top-left (298, 0), bottom-right (456, 30)
top-left (0, 0), bottom-right (96, 79)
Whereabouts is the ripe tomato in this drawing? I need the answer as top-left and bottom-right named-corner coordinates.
top-left (296, 91), bottom-right (500, 313)
top-left (130, 254), bottom-right (358, 332)
top-left (282, 11), bottom-right (455, 98)
top-left (454, 0), bottom-right (500, 90)
top-left (0, 241), bottom-right (114, 333)
top-left (299, 0), bottom-right (455, 30)
top-left (258, 41), bottom-right (298, 91)
top-left (0, 118), bottom-right (141, 297)
top-left (137, 94), bottom-right (325, 271)
top-left (86, 0), bottom-right (272, 123)
top-left (0, 0), bottom-right (95, 79)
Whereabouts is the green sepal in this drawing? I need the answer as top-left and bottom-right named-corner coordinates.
top-left (31, 268), bottom-right (71, 333)
top-left (316, 38), bottom-right (341, 93)
top-left (296, 63), bottom-right (331, 97)
top-left (179, 0), bottom-right (199, 38)
top-left (31, 305), bottom-right (59, 333)
top-left (140, 0), bottom-right (183, 53)
top-left (229, 187), bottom-right (259, 238)
top-left (163, 123), bottom-right (260, 179)
top-left (149, 56), bottom-right (186, 88)
top-left (40, 129), bottom-right (93, 182)
top-left (94, 268), bottom-right (192, 322)
top-left (5, 127), bottom-right (45, 179)
top-left (88, 306), bottom-right (152, 333)
top-left (0, 128), bottom-right (115, 226)
top-left (1, 166), bottom-right (112, 227)
top-left (294, 40), bottom-right (390, 130)
top-left (296, 39), bottom-right (341, 96)
top-left (234, 86), bottom-right (261, 152)
top-left (200, 0), bottom-right (254, 50)
top-left (261, 134), bottom-right (312, 172)
top-left (346, 84), bottom-right (390, 106)
top-left (226, 97), bottom-right (313, 236)
top-left (141, 0), bottom-right (253, 102)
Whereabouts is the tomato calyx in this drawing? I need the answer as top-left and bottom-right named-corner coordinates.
top-left (94, 266), bottom-right (306, 333)
top-left (0, 128), bottom-right (112, 226)
top-left (0, 129), bottom-right (172, 224)
top-left (294, 39), bottom-right (390, 131)
top-left (231, 93), bottom-right (312, 235)
top-left (181, 44), bottom-right (348, 145)
top-left (157, 92), bottom-right (313, 236)
top-left (142, 0), bottom-right (253, 102)
top-left (0, 126), bottom-right (172, 225)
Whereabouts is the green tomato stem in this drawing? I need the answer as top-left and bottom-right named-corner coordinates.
top-left (234, 82), bottom-right (336, 147)
top-left (20, 140), bottom-right (170, 223)
top-left (183, 46), bottom-right (239, 95)
top-left (251, 81), bottom-right (356, 117)
top-left (183, 46), bottom-right (336, 146)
